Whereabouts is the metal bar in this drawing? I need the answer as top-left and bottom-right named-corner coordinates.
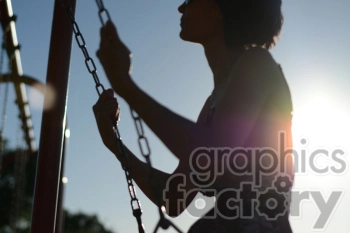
top-left (0, 74), bottom-right (45, 94)
top-left (30, 0), bottom-right (76, 232)
top-left (0, 0), bottom-right (36, 152)
top-left (55, 124), bottom-right (69, 233)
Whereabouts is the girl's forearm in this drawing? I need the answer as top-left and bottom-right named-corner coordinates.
top-left (119, 81), bottom-right (211, 161)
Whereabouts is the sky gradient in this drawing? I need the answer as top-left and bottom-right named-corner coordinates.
top-left (1, 0), bottom-right (350, 232)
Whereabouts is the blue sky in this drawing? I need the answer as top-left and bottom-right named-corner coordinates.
top-left (1, 0), bottom-right (350, 232)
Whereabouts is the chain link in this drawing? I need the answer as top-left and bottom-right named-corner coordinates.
top-left (95, 0), bottom-right (111, 26)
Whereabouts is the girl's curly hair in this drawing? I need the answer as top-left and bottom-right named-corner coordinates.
top-left (216, 0), bottom-right (283, 49)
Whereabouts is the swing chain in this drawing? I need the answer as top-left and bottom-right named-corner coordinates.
top-left (113, 125), bottom-right (145, 233)
top-left (60, 0), bottom-right (105, 96)
top-left (60, 1), bottom-right (145, 232)
top-left (130, 108), bottom-right (183, 233)
top-left (93, 1), bottom-right (182, 232)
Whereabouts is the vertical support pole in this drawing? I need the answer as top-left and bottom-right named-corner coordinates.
top-left (30, 0), bottom-right (76, 232)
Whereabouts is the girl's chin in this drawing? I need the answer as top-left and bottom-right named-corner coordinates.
top-left (179, 31), bottom-right (198, 43)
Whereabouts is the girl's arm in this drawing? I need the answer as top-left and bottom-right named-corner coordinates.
top-left (93, 90), bottom-right (197, 216)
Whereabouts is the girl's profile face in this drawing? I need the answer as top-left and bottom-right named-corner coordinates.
top-left (178, 0), bottom-right (224, 45)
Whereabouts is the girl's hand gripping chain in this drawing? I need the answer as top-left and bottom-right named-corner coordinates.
top-left (96, 20), bottom-right (134, 99)
top-left (93, 89), bottom-right (121, 159)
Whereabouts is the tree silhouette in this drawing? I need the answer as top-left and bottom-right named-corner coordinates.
top-left (63, 210), bottom-right (114, 233)
top-left (0, 141), bottom-right (115, 233)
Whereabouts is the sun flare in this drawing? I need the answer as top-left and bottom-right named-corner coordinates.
top-left (292, 94), bottom-right (349, 147)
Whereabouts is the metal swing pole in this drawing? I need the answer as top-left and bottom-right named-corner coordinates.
top-left (30, 0), bottom-right (76, 232)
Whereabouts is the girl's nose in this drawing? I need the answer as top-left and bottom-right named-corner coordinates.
top-left (178, 1), bottom-right (186, 14)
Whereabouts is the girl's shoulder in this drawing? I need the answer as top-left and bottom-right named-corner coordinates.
top-left (236, 46), bottom-right (279, 74)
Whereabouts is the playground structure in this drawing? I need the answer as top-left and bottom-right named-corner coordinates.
top-left (0, 0), bottom-right (36, 153)
top-left (0, 0), bottom-right (181, 232)
top-left (0, 0), bottom-right (73, 232)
